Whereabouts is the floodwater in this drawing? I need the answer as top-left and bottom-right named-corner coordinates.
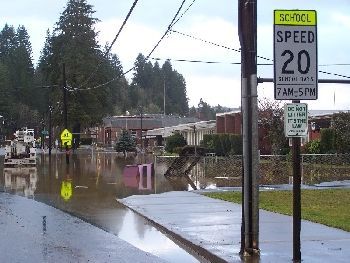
top-left (0, 150), bottom-right (202, 263)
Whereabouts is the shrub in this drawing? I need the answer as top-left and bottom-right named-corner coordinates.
top-left (320, 128), bottom-right (335, 153)
top-left (305, 139), bottom-right (321, 154)
top-left (165, 133), bottom-right (187, 153)
top-left (201, 134), bottom-right (242, 156)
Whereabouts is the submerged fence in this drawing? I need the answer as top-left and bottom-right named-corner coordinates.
top-left (155, 154), bottom-right (350, 188)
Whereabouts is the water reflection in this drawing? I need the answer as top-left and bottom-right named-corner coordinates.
top-left (122, 164), bottom-right (154, 191)
top-left (60, 180), bottom-right (73, 201)
top-left (3, 167), bottom-right (37, 198)
top-left (0, 153), bottom-right (199, 263)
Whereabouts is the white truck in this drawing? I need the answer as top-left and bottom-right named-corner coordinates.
top-left (4, 128), bottom-right (37, 166)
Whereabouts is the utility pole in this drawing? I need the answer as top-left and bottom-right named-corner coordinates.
top-left (62, 63), bottom-right (69, 165)
top-left (163, 76), bottom-right (166, 116)
top-left (48, 105), bottom-right (52, 157)
top-left (238, 0), bottom-right (260, 257)
top-left (140, 106), bottom-right (143, 152)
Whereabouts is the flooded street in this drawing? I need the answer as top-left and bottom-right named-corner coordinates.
top-left (0, 151), bottom-right (201, 263)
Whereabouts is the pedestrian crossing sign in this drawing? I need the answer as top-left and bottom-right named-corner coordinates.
top-left (60, 129), bottom-right (73, 147)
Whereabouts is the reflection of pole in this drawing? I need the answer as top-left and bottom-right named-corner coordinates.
top-left (140, 107), bottom-right (143, 152)
top-left (62, 63), bottom-right (69, 165)
top-left (292, 101), bottom-right (301, 262)
top-left (238, 0), bottom-right (259, 257)
top-left (163, 76), bottom-right (166, 116)
top-left (49, 106), bottom-right (52, 157)
top-left (193, 125), bottom-right (197, 156)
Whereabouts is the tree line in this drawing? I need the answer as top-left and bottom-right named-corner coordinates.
top-left (0, 0), bottom-right (191, 138)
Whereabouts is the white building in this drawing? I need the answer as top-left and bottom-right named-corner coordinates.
top-left (146, 120), bottom-right (216, 146)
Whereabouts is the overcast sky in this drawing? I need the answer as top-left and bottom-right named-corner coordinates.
top-left (1, 0), bottom-right (349, 110)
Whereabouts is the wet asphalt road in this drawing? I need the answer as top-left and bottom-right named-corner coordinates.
top-left (0, 151), bottom-right (201, 263)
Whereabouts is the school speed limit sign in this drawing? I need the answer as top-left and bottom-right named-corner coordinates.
top-left (274, 10), bottom-right (318, 100)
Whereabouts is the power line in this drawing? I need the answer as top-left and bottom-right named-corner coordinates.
top-left (318, 70), bottom-right (350, 79)
top-left (171, 29), bottom-right (272, 62)
top-left (143, 0), bottom-right (186, 62)
top-left (319, 63), bottom-right (350, 66)
top-left (171, 29), bottom-right (350, 79)
top-left (150, 57), bottom-right (272, 65)
top-left (73, 0), bottom-right (188, 92)
top-left (171, 0), bottom-right (197, 28)
top-left (79, 0), bottom-right (140, 89)
top-left (151, 57), bottom-right (350, 68)
top-left (104, 0), bottom-right (139, 56)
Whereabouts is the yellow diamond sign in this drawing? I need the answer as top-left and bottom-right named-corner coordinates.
top-left (60, 128), bottom-right (73, 147)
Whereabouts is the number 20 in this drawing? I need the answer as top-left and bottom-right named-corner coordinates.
top-left (281, 49), bottom-right (310, 74)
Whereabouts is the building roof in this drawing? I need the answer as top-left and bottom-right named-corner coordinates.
top-left (103, 114), bottom-right (200, 130)
top-left (308, 110), bottom-right (348, 118)
top-left (146, 120), bottom-right (216, 138)
top-left (216, 108), bottom-right (241, 117)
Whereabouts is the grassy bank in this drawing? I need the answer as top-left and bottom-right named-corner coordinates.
top-left (206, 189), bottom-right (350, 232)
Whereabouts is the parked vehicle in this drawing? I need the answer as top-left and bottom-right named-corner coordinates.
top-left (4, 128), bottom-right (37, 167)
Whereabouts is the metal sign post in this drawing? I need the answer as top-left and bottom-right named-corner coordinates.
top-left (274, 10), bottom-right (318, 262)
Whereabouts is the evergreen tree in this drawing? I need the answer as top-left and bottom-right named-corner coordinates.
top-left (15, 25), bottom-right (34, 105)
top-left (0, 24), bottom-right (37, 133)
top-left (161, 60), bottom-right (188, 116)
top-left (115, 129), bottom-right (136, 157)
top-left (0, 62), bottom-right (11, 117)
top-left (130, 55), bottom-right (189, 116)
top-left (0, 24), bottom-right (18, 98)
top-left (37, 0), bottom-right (127, 130)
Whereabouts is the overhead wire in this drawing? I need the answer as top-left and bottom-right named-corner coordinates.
top-left (78, 0), bottom-right (140, 89)
top-left (171, 29), bottom-right (350, 79)
top-left (150, 57), bottom-right (272, 65)
top-left (73, 0), bottom-right (350, 91)
top-left (73, 0), bottom-right (190, 92)
top-left (170, 29), bottom-right (272, 62)
top-left (150, 57), bottom-right (350, 68)
top-left (143, 0), bottom-right (187, 62)
top-left (171, 0), bottom-right (196, 28)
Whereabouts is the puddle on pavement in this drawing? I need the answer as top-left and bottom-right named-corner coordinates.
top-left (0, 152), bottom-right (204, 263)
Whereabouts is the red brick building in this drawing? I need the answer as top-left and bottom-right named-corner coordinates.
top-left (216, 110), bottom-right (242, 134)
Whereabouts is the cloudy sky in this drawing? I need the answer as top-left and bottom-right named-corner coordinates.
top-left (1, 0), bottom-right (349, 110)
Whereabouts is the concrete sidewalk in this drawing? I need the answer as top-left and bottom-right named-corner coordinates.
top-left (119, 191), bottom-right (350, 263)
top-left (0, 192), bottom-right (166, 263)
